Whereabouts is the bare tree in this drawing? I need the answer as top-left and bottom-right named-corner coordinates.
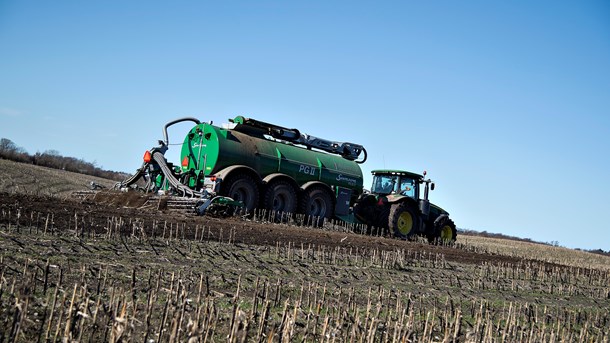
top-left (0, 138), bottom-right (17, 153)
top-left (1, 137), bottom-right (127, 180)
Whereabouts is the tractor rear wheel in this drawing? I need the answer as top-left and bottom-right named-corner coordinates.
top-left (263, 180), bottom-right (297, 221)
top-left (299, 186), bottom-right (333, 227)
top-left (388, 202), bottom-right (419, 239)
top-left (429, 217), bottom-right (457, 244)
top-left (221, 173), bottom-right (259, 213)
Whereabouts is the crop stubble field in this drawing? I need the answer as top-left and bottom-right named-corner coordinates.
top-left (0, 159), bottom-right (609, 342)
top-left (0, 159), bottom-right (117, 197)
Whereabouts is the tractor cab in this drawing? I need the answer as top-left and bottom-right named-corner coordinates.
top-left (370, 170), bottom-right (426, 200)
top-left (370, 170), bottom-right (437, 220)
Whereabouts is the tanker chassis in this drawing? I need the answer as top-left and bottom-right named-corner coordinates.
top-left (118, 116), bottom-right (456, 242)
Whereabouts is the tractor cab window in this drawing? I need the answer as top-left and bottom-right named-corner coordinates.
top-left (398, 177), bottom-right (416, 198)
top-left (372, 175), bottom-right (397, 194)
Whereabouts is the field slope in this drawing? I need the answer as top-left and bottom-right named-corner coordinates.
top-left (0, 158), bottom-right (117, 196)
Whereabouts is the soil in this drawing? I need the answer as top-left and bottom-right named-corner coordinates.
top-left (1, 191), bottom-right (608, 342)
top-left (0, 158), bottom-right (579, 268)
top-left (0, 190), bottom-right (523, 267)
top-left (1, 160), bottom-right (608, 341)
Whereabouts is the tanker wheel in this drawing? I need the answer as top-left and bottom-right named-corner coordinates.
top-left (388, 202), bottom-right (420, 239)
top-left (221, 173), bottom-right (259, 214)
top-left (299, 186), bottom-right (334, 227)
top-left (263, 180), bottom-right (297, 222)
top-left (430, 217), bottom-right (457, 244)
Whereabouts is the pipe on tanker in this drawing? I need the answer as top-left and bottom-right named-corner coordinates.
top-left (357, 147), bottom-right (368, 164)
top-left (163, 117), bottom-right (201, 145)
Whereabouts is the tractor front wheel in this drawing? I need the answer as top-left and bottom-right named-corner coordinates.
top-left (388, 202), bottom-right (420, 239)
top-left (429, 217), bottom-right (457, 244)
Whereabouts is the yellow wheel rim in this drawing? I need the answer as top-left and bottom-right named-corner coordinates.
top-left (397, 212), bottom-right (413, 235)
top-left (440, 225), bottom-right (453, 241)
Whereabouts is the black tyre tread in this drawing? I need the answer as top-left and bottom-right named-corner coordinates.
top-left (221, 173), bottom-right (259, 212)
top-left (431, 217), bottom-right (457, 243)
top-left (263, 180), bottom-right (298, 218)
top-left (298, 186), bottom-right (334, 227)
top-left (388, 202), bottom-right (420, 239)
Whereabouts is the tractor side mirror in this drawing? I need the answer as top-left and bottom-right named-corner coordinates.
top-left (431, 183), bottom-right (435, 191)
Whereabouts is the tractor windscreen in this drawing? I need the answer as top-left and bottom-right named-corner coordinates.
top-left (372, 174), bottom-right (417, 198)
top-left (398, 178), bottom-right (416, 198)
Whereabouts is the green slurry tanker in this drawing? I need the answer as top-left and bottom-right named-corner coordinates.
top-left (117, 116), bottom-right (456, 242)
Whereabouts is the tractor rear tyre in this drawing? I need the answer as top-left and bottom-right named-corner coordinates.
top-left (429, 217), bottom-right (457, 244)
top-left (299, 186), bottom-right (333, 227)
top-left (221, 173), bottom-right (259, 214)
top-left (388, 202), bottom-right (420, 239)
top-left (353, 195), bottom-right (377, 234)
top-left (263, 180), bottom-right (297, 221)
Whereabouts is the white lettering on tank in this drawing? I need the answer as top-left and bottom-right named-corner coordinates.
top-left (337, 174), bottom-right (357, 185)
top-left (298, 164), bottom-right (316, 175)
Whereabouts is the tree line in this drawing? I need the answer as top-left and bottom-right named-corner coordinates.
top-left (0, 137), bottom-right (128, 181)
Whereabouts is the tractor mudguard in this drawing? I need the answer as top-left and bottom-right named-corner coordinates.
top-left (434, 214), bottom-right (449, 225)
top-left (385, 194), bottom-right (410, 203)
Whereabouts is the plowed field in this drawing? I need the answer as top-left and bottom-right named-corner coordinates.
top-left (1, 159), bottom-right (609, 342)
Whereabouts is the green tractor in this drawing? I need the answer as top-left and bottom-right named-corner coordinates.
top-left (354, 170), bottom-right (457, 243)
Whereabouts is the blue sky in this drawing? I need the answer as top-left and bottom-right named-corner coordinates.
top-left (1, 1), bottom-right (609, 250)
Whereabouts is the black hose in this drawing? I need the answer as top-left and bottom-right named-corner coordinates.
top-left (356, 148), bottom-right (368, 164)
top-left (152, 151), bottom-right (202, 198)
top-left (163, 117), bottom-right (201, 145)
top-left (114, 161), bottom-right (149, 189)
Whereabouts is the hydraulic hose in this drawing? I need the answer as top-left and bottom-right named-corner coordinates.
top-left (114, 161), bottom-right (149, 189)
top-left (357, 147), bottom-right (368, 164)
top-left (152, 151), bottom-right (202, 198)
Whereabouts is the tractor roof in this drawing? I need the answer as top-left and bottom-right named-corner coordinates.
top-left (371, 169), bottom-right (423, 180)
